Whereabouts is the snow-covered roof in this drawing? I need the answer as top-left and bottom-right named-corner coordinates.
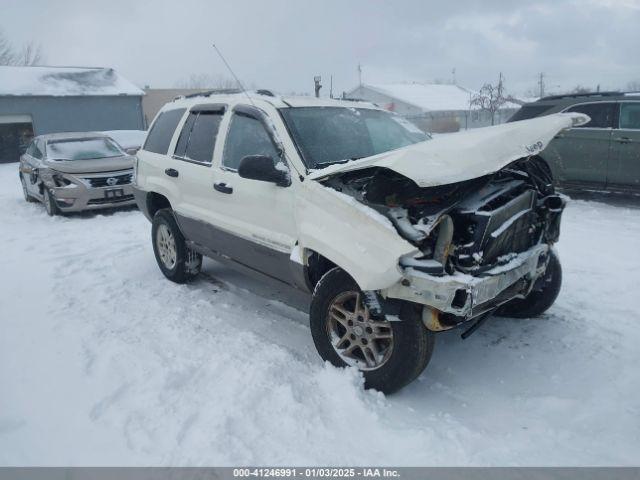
top-left (359, 83), bottom-right (520, 112)
top-left (0, 66), bottom-right (144, 97)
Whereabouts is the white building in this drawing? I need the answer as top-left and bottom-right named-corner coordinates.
top-left (347, 83), bottom-right (520, 133)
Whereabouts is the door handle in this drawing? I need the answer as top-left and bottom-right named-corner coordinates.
top-left (615, 136), bottom-right (632, 144)
top-left (554, 133), bottom-right (565, 139)
top-left (214, 182), bottom-right (233, 194)
top-left (164, 168), bottom-right (179, 177)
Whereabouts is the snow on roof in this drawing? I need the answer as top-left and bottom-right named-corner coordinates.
top-left (0, 66), bottom-right (144, 97)
top-left (361, 83), bottom-right (520, 112)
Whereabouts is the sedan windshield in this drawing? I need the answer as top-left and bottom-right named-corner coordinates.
top-left (46, 137), bottom-right (125, 161)
top-left (280, 107), bottom-right (429, 169)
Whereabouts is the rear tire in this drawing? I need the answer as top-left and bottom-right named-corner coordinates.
top-left (43, 188), bottom-right (59, 216)
top-left (152, 209), bottom-right (202, 283)
top-left (310, 267), bottom-right (434, 394)
top-left (495, 249), bottom-right (562, 318)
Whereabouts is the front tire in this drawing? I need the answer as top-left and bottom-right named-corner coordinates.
top-left (495, 249), bottom-right (562, 318)
top-left (310, 267), bottom-right (434, 394)
top-left (152, 209), bottom-right (202, 283)
top-left (43, 188), bottom-right (59, 216)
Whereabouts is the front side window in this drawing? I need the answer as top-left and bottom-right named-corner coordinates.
top-left (46, 137), bottom-right (124, 161)
top-left (143, 108), bottom-right (186, 155)
top-left (174, 111), bottom-right (223, 163)
top-left (32, 140), bottom-right (43, 160)
top-left (222, 113), bottom-right (279, 170)
top-left (619, 103), bottom-right (640, 130)
top-left (566, 102), bottom-right (615, 129)
top-left (279, 107), bottom-right (428, 169)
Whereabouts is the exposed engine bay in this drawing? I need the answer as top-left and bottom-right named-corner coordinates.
top-left (320, 156), bottom-right (566, 327)
top-left (322, 156), bottom-right (564, 275)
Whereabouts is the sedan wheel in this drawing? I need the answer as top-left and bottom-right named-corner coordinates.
top-left (20, 176), bottom-right (33, 202)
top-left (43, 189), bottom-right (59, 216)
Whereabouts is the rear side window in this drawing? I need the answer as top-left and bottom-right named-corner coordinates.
top-left (619, 103), bottom-right (640, 129)
top-left (143, 108), bottom-right (186, 154)
top-left (508, 104), bottom-right (554, 122)
top-left (174, 111), bottom-right (223, 164)
top-left (565, 102), bottom-right (615, 128)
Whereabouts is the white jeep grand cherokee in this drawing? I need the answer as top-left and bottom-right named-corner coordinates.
top-left (133, 89), bottom-right (587, 393)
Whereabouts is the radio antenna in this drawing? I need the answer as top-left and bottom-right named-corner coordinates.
top-left (212, 43), bottom-right (256, 107)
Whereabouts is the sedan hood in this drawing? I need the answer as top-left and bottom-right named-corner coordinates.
top-left (307, 113), bottom-right (588, 187)
top-left (44, 155), bottom-right (134, 174)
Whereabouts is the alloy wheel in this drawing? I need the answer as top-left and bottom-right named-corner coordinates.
top-left (156, 223), bottom-right (177, 270)
top-left (326, 291), bottom-right (394, 371)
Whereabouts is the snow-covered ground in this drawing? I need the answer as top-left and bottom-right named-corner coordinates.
top-left (0, 163), bottom-right (638, 466)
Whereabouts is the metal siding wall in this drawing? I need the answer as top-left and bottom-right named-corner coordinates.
top-left (0, 96), bottom-right (144, 135)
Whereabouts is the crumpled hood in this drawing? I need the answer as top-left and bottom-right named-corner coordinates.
top-left (44, 155), bottom-right (134, 174)
top-left (307, 113), bottom-right (589, 187)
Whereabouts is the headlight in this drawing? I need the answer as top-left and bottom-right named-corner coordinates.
top-left (51, 173), bottom-right (72, 187)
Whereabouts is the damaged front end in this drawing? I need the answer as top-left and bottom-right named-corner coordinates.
top-left (321, 156), bottom-right (566, 331)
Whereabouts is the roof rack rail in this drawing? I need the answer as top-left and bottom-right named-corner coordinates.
top-left (340, 96), bottom-right (369, 102)
top-left (540, 91), bottom-right (621, 101)
top-left (184, 88), bottom-right (242, 99)
top-left (256, 89), bottom-right (275, 97)
top-left (173, 88), bottom-right (243, 101)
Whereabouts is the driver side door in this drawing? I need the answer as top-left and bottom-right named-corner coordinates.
top-left (209, 105), bottom-right (298, 284)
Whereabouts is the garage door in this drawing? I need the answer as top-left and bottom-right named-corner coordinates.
top-left (0, 114), bottom-right (34, 163)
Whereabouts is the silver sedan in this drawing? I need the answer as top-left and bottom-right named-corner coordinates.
top-left (18, 132), bottom-right (137, 215)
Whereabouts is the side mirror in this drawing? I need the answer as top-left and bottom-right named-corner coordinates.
top-left (238, 155), bottom-right (291, 187)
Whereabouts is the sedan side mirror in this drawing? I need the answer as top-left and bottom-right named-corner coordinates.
top-left (238, 155), bottom-right (291, 187)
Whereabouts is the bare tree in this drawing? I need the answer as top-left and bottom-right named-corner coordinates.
top-left (627, 80), bottom-right (640, 91)
top-left (0, 29), bottom-right (44, 66)
top-left (174, 73), bottom-right (236, 90)
top-left (569, 85), bottom-right (592, 94)
top-left (471, 73), bottom-right (507, 125)
top-left (18, 41), bottom-right (44, 66)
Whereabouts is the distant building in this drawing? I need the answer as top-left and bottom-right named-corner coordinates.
top-left (142, 88), bottom-right (211, 127)
top-left (347, 83), bottom-right (520, 133)
top-left (0, 66), bottom-right (145, 163)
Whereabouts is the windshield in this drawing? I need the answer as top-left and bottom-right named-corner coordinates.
top-left (46, 137), bottom-right (125, 161)
top-left (280, 107), bottom-right (429, 169)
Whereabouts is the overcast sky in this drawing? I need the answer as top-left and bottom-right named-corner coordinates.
top-left (2, 0), bottom-right (639, 97)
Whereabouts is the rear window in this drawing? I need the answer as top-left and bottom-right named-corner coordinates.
top-left (47, 137), bottom-right (124, 161)
top-left (143, 108), bottom-right (186, 154)
top-left (508, 104), bottom-right (554, 122)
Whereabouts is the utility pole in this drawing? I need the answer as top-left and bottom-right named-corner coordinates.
top-left (452, 67), bottom-right (456, 85)
top-left (330, 75), bottom-right (333, 99)
top-left (357, 63), bottom-right (362, 87)
top-left (538, 72), bottom-right (545, 98)
top-left (314, 76), bottom-right (322, 98)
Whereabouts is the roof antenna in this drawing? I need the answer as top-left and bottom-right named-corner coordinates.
top-left (212, 43), bottom-right (256, 107)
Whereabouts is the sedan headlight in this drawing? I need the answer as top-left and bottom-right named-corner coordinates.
top-left (51, 173), bottom-right (74, 188)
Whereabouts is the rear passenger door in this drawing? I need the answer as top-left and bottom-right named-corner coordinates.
top-left (169, 105), bottom-right (226, 246)
top-left (608, 101), bottom-right (640, 191)
top-left (546, 102), bottom-right (615, 188)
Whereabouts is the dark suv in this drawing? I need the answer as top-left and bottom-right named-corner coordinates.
top-left (509, 92), bottom-right (640, 193)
